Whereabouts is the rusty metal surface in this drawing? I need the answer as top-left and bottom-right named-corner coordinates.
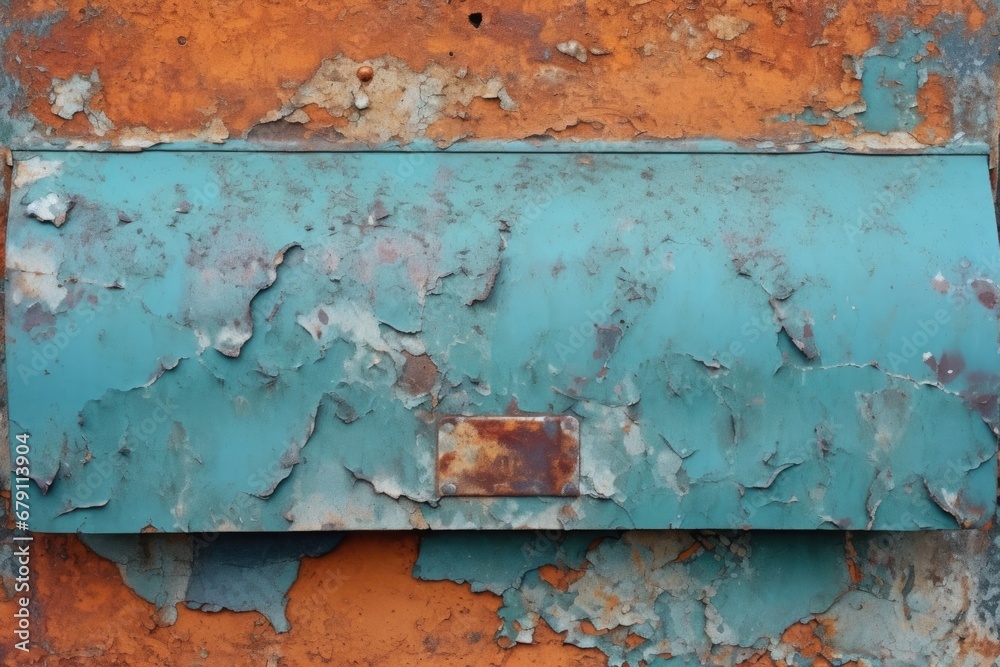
top-left (1, 2), bottom-right (1000, 665)
top-left (437, 415), bottom-right (580, 497)
top-left (0, 2), bottom-right (996, 156)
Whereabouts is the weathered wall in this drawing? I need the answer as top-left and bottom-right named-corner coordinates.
top-left (2, 1), bottom-right (1000, 666)
top-left (1, 0), bottom-right (996, 152)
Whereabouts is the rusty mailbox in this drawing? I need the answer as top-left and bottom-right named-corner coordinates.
top-left (5, 148), bottom-right (999, 532)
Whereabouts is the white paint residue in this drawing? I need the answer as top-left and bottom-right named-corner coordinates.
top-left (7, 244), bottom-right (67, 310)
top-left (26, 193), bottom-right (73, 227)
top-left (49, 71), bottom-right (99, 120)
top-left (623, 422), bottom-right (647, 456)
top-left (707, 15), bottom-right (751, 40)
top-left (556, 40), bottom-right (589, 63)
top-left (298, 301), bottom-right (387, 351)
top-left (655, 449), bottom-right (687, 497)
top-left (214, 325), bottom-right (252, 357)
top-left (13, 157), bottom-right (63, 189)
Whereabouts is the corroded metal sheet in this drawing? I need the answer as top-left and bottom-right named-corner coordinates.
top-left (437, 415), bottom-right (580, 497)
top-left (0, 3), bottom-right (995, 154)
top-left (5, 150), bottom-right (998, 532)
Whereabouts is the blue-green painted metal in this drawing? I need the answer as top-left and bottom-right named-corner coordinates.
top-left (5, 150), bottom-right (998, 532)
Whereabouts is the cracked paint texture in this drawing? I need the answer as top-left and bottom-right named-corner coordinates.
top-left (5, 150), bottom-right (998, 532)
top-left (2, 1), bottom-right (1000, 664)
top-left (3, 523), bottom-right (1000, 665)
top-left (414, 528), bottom-right (1000, 666)
top-left (0, 1), bottom-right (996, 153)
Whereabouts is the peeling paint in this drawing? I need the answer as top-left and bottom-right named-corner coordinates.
top-left (1, 2), bottom-right (1000, 664)
top-left (25, 192), bottom-right (72, 227)
top-left (0, 2), bottom-right (994, 151)
top-left (415, 528), bottom-right (1000, 666)
top-left (6, 150), bottom-right (997, 532)
top-left (260, 54), bottom-right (517, 145)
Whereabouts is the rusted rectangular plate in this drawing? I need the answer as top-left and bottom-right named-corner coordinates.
top-left (436, 415), bottom-right (581, 497)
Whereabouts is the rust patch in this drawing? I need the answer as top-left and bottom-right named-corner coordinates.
top-left (961, 371), bottom-right (1000, 425)
top-left (537, 564), bottom-right (587, 592)
top-left (3, 0), bottom-right (989, 147)
top-left (931, 273), bottom-right (950, 294)
top-left (844, 532), bottom-right (863, 585)
top-left (21, 302), bottom-right (56, 332)
top-left (971, 279), bottom-right (1000, 310)
top-left (911, 73), bottom-right (953, 146)
top-left (436, 415), bottom-right (580, 497)
top-left (0, 533), bottom-right (608, 666)
top-left (397, 351), bottom-right (439, 397)
top-left (934, 350), bottom-right (966, 384)
top-left (781, 620), bottom-right (824, 658)
top-left (593, 324), bottom-right (623, 361)
top-left (674, 541), bottom-right (703, 563)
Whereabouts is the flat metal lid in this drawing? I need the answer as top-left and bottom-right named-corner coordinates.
top-left (6, 150), bottom-right (998, 532)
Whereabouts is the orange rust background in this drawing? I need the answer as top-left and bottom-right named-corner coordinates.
top-left (0, 533), bottom-right (612, 666)
top-left (3, 0), bottom-right (989, 146)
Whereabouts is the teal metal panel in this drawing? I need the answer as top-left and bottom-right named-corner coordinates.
top-left (5, 150), bottom-right (998, 532)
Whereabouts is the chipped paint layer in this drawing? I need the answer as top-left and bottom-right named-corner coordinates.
top-left (82, 533), bottom-right (343, 631)
top-left (3, 525), bottom-right (1000, 665)
top-left (0, 2), bottom-right (995, 152)
top-left (415, 528), bottom-right (1000, 666)
top-left (6, 150), bottom-right (997, 532)
top-left (1, 2), bottom-right (1000, 663)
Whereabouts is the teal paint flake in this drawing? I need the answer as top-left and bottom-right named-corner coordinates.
top-left (416, 526), bottom-right (1000, 665)
top-left (412, 531), bottom-right (598, 595)
top-left (854, 15), bottom-right (998, 139)
top-left (82, 532), bottom-right (342, 631)
top-left (415, 531), bottom-right (848, 666)
top-left (856, 31), bottom-right (933, 134)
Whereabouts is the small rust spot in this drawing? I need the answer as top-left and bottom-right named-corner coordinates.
top-left (22, 302), bottom-right (56, 332)
top-left (971, 279), bottom-right (1000, 310)
top-left (537, 564), bottom-right (587, 591)
top-left (593, 323), bottom-right (623, 360)
top-left (398, 351), bottom-right (439, 396)
top-left (357, 65), bottom-right (375, 83)
top-left (436, 414), bottom-right (580, 497)
top-left (935, 350), bottom-right (965, 384)
top-left (960, 371), bottom-right (1000, 426)
top-left (931, 273), bottom-right (950, 294)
